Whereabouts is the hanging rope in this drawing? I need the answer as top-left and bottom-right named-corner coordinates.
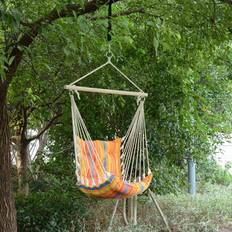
top-left (107, 0), bottom-right (113, 42)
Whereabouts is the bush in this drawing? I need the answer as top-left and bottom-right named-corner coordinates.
top-left (197, 158), bottom-right (232, 186)
top-left (150, 158), bottom-right (187, 194)
top-left (16, 176), bottom-right (89, 232)
top-left (150, 156), bottom-right (232, 195)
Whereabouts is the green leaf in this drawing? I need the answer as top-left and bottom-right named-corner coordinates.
top-left (63, 48), bottom-right (70, 57)
top-left (153, 35), bottom-right (159, 56)
top-left (8, 56), bottom-right (15, 66)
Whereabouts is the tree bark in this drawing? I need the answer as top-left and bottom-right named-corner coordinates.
top-left (0, 87), bottom-right (17, 232)
top-left (13, 131), bottom-right (48, 195)
top-left (15, 139), bottom-right (29, 196)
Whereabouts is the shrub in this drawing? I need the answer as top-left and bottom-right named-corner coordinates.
top-left (197, 158), bottom-right (232, 186)
top-left (16, 175), bottom-right (89, 232)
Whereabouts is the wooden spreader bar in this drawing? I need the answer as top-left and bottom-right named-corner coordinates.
top-left (64, 85), bottom-right (148, 97)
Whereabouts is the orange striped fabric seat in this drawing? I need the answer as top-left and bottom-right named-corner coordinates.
top-left (77, 138), bottom-right (153, 199)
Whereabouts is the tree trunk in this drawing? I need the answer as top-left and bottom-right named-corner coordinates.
top-left (0, 87), bottom-right (17, 232)
top-left (13, 127), bottom-right (49, 195)
top-left (16, 140), bottom-right (29, 196)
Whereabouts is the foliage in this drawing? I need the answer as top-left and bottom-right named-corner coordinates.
top-left (147, 184), bottom-right (232, 232)
top-left (150, 157), bottom-right (187, 194)
top-left (149, 154), bottom-right (232, 195)
top-left (2, 0), bottom-right (231, 195)
top-left (198, 157), bottom-right (232, 187)
top-left (3, 0), bottom-right (231, 159)
top-left (16, 187), bottom-right (87, 232)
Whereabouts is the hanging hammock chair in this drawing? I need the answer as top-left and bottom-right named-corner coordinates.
top-left (65, 55), bottom-right (153, 199)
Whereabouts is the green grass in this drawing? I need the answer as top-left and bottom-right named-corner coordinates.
top-left (85, 184), bottom-right (232, 232)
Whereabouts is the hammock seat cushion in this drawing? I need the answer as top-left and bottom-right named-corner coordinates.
top-left (77, 138), bottom-right (153, 199)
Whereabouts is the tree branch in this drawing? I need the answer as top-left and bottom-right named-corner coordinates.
top-left (21, 107), bottom-right (28, 141)
top-left (87, 7), bottom-right (145, 20)
top-left (220, 0), bottom-right (232, 5)
top-left (27, 113), bottom-right (62, 142)
top-left (4, 0), bottom-right (122, 87)
top-left (29, 90), bottom-right (65, 115)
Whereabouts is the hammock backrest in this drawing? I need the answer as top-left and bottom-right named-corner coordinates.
top-left (77, 137), bottom-right (121, 187)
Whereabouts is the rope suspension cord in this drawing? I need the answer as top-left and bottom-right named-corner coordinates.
top-left (130, 109), bottom-right (145, 182)
top-left (107, 0), bottom-right (113, 42)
